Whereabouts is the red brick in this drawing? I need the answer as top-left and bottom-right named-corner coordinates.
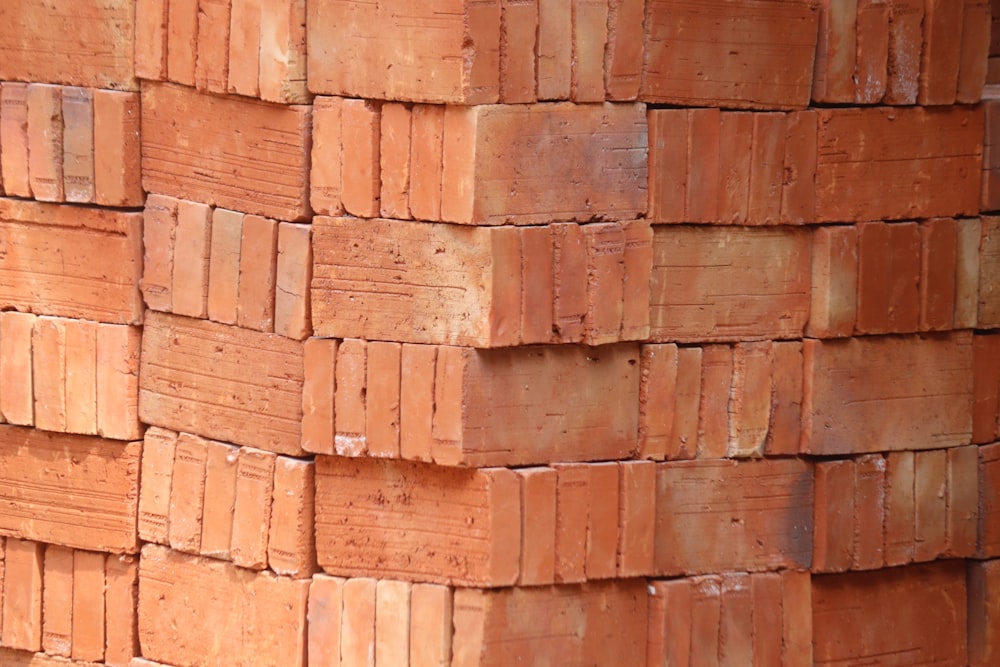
top-left (885, 0), bottom-right (923, 104)
top-left (813, 459), bottom-right (855, 573)
top-left (920, 0), bottom-right (963, 105)
top-left (766, 341), bottom-right (804, 457)
top-left (781, 570), bottom-right (813, 666)
top-left (654, 458), bottom-right (813, 575)
top-left (914, 449), bottom-right (948, 562)
top-left (689, 575), bottom-right (722, 667)
top-left (780, 110), bottom-right (817, 224)
top-left (647, 579), bottom-right (692, 666)
top-left (618, 460), bottom-right (655, 578)
top-left (308, 575), bottom-right (344, 667)
top-left (315, 457), bottom-right (519, 586)
top-left (802, 334), bottom-right (973, 455)
top-left (854, 0), bottom-right (890, 103)
top-left (647, 108), bottom-right (687, 223)
top-left (137, 428), bottom-right (175, 544)
top-left (605, 0), bottom-right (644, 100)
top-left (301, 337), bottom-right (336, 455)
top-left (198, 438), bottom-right (238, 559)
top-left (583, 463), bottom-right (619, 580)
top-left (554, 464), bottom-right (588, 584)
top-left (398, 343), bottom-right (435, 462)
top-left (885, 450), bottom-right (916, 566)
top-left (642, 0), bottom-right (819, 109)
top-left (32, 316), bottom-right (67, 432)
top-left (957, 0), bottom-right (991, 102)
top-left (230, 447), bottom-right (276, 570)
top-left (430, 345), bottom-right (464, 466)
top-left (194, 0), bottom-right (231, 93)
top-left (519, 226), bottom-right (555, 344)
top-left (340, 577), bottom-right (376, 667)
top-left (26, 84), bottom-right (63, 202)
top-left (64, 317), bottom-right (97, 436)
top-left (853, 454), bottom-right (886, 570)
top-left (685, 108), bottom-right (722, 223)
top-left (980, 217), bottom-right (1000, 327)
top-left (536, 0), bottom-right (572, 100)
top-left (812, 0), bottom-right (858, 103)
top-left (408, 104), bottom-right (444, 221)
top-left (671, 346), bottom-right (702, 461)
top-left (946, 445), bottom-right (979, 557)
top-left (365, 341), bottom-right (401, 459)
top-left (812, 561), bottom-right (967, 665)
top-left (750, 572), bottom-right (782, 667)
top-left (0, 83), bottom-right (30, 198)
top-left (166, 0), bottom-right (198, 86)
top-left (697, 344), bottom-right (732, 459)
top-left (746, 112), bottom-right (785, 224)
top-left (95, 324), bottom-right (141, 441)
top-left (984, 101), bottom-right (1000, 213)
top-left (268, 457), bottom-right (316, 578)
top-left (139, 312), bottom-right (305, 455)
top-left (717, 112), bottom-right (753, 224)
top-left (0, 312), bottom-right (34, 426)
top-left (582, 223), bottom-right (625, 345)
top-left (142, 194), bottom-right (178, 313)
top-left (375, 579), bottom-right (410, 666)
top-left (920, 217), bottom-right (958, 331)
top-left (410, 583), bottom-right (452, 667)
top-left (310, 97), bottom-right (343, 216)
top-left (570, 0), bottom-right (607, 102)
top-left (341, 98), bottom-right (381, 218)
top-left (42, 544), bottom-right (72, 657)
top-left (105, 554), bottom-right (140, 665)
top-left (719, 573), bottom-right (753, 666)
top-left (227, 0), bottom-right (261, 97)
top-left (650, 226), bottom-right (811, 342)
top-left (171, 200), bottom-right (212, 319)
top-left (72, 549), bottom-right (106, 662)
top-left (237, 214), bottom-right (278, 332)
top-left (856, 221), bottom-right (920, 334)
top-left (206, 208), bottom-right (242, 325)
top-left (61, 86), bottom-right (95, 204)
top-left (955, 217), bottom-right (981, 328)
top-left (258, 0), bottom-right (309, 103)
top-left (728, 342), bottom-right (772, 457)
top-left (334, 339), bottom-right (367, 457)
top-left (168, 432), bottom-right (207, 554)
top-left (638, 343), bottom-right (676, 460)
top-left (981, 443), bottom-right (1000, 557)
top-left (969, 559), bottom-right (1000, 666)
top-left (623, 232), bottom-right (655, 340)
top-left (2, 539), bottom-right (43, 651)
top-left (552, 222), bottom-right (587, 343)
top-left (807, 225), bottom-right (858, 338)
top-left (138, 544), bottom-right (308, 667)
top-left (974, 335), bottom-right (1000, 444)
top-left (500, 0), bottom-right (538, 103)
top-left (135, 0), bottom-right (168, 79)
top-left (141, 82), bottom-right (311, 221)
top-left (379, 102), bottom-right (411, 219)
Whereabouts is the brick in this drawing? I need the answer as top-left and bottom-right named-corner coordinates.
top-left (379, 102), bottom-right (410, 219)
top-left (746, 113), bottom-right (785, 224)
top-left (42, 545), bottom-right (73, 657)
top-left (230, 447), bottom-right (276, 569)
top-left (671, 346), bottom-right (702, 461)
top-left (689, 575), bottom-right (722, 667)
top-left (970, 559), bottom-right (1000, 666)
top-left (717, 112), bottom-right (753, 224)
top-left (815, 106), bottom-right (983, 221)
top-left (95, 324), bottom-right (141, 441)
top-left (334, 338), bottom-right (367, 457)
top-left (452, 581), bottom-right (646, 665)
top-left (168, 432), bottom-right (207, 554)
top-left (981, 217), bottom-right (1000, 327)
top-left (2, 540), bottom-right (43, 651)
top-left (519, 226), bottom-right (555, 344)
top-left (194, 0), bottom-right (231, 93)
top-left (807, 225), bottom-right (858, 338)
top-left (919, 0), bottom-right (963, 105)
top-left (72, 550), bottom-right (105, 662)
top-left (766, 341), bottom-right (804, 456)
top-left (135, 0), bottom-right (168, 79)
top-left (439, 103), bottom-right (646, 224)
top-left (431, 346), bottom-right (464, 466)
top-left (170, 200), bottom-right (211, 320)
top-left (854, 0), bottom-right (890, 104)
top-left (0, 83), bottom-right (30, 198)
top-left (647, 579), bottom-right (692, 666)
top-left (647, 108), bottom-right (687, 223)
top-left (750, 572), bottom-right (782, 667)
top-left (605, 0), bottom-right (644, 100)
top-left (516, 467), bottom-right (557, 586)
top-left (781, 570), bottom-right (813, 666)
top-left (642, 0), bottom-right (819, 109)
top-left (142, 194), bottom-right (178, 313)
top-left (852, 454), bottom-right (886, 570)
top-left (946, 445), bottom-right (978, 557)
top-left (375, 580), bottom-right (410, 667)
top-left (728, 342), bottom-right (772, 458)
top-left (621, 220), bottom-right (653, 340)
top-left (698, 344), bottom-right (732, 459)
top-left (268, 457), bottom-right (316, 578)
top-left (0, 426), bottom-right (139, 552)
top-left (315, 457), bottom-right (519, 586)
top-left (140, 311), bottom-right (305, 455)
top-left (885, 0), bottom-right (923, 104)
top-left (654, 458), bottom-right (813, 575)
top-left (955, 218), bottom-right (981, 328)
top-left (803, 334), bottom-right (973, 455)
top-left (409, 104), bottom-right (444, 221)
top-left (236, 214), bottom-right (278, 332)
top-left (32, 317), bottom-right (67, 432)
top-left (26, 84), bottom-right (63, 202)
top-left (551, 222), bottom-right (587, 343)
top-left (410, 583), bottom-right (452, 667)
top-left (570, 0), bottom-right (607, 102)
top-left (974, 335), bottom-right (1000, 444)
top-left (650, 226), bottom-right (811, 342)
top-left (198, 439), bottom-right (238, 559)
top-left (885, 450), bottom-right (916, 566)
top-left (366, 341), bottom-right (401, 458)
top-left (309, 97), bottom-right (343, 216)
top-left (719, 573), bottom-right (753, 666)
top-left (141, 82), bottom-right (311, 221)
top-left (638, 343), bottom-right (676, 460)
top-left (307, 0), bottom-right (501, 104)
top-left (957, 0), bottom-right (991, 103)
top-left (618, 461), bottom-right (655, 577)
top-left (812, 0), bottom-right (858, 103)
top-left (920, 217), bottom-right (958, 331)
top-left (341, 98), bottom-right (381, 218)
top-left (500, 0), bottom-right (538, 103)
top-left (61, 87), bottom-right (94, 203)
top-left (258, 0), bottom-right (309, 103)
top-left (982, 444), bottom-right (1000, 557)
top-left (582, 223), bottom-right (625, 345)
top-left (0, 312), bottom-right (34, 426)
top-left (813, 459), bottom-right (855, 573)
top-left (340, 577), bottom-right (376, 667)
top-left (206, 208), bottom-right (243, 325)
top-left (914, 449), bottom-right (948, 562)
top-left (301, 337), bottom-right (336, 455)
top-left (684, 108), bottom-right (721, 223)
top-left (138, 544), bottom-right (308, 667)
top-left (0, 0), bottom-right (136, 89)
top-left (554, 464), bottom-right (588, 584)
top-left (984, 102), bottom-right (1000, 213)
top-left (64, 319), bottom-right (97, 436)
top-left (228, 0), bottom-right (262, 97)
top-left (137, 428), bottom-right (175, 544)
top-left (105, 554), bottom-right (139, 666)
top-left (308, 575), bottom-right (344, 667)
top-left (166, 0), bottom-right (198, 85)
top-left (812, 561), bottom-right (967, 665)
top-left (856, 221), bottom-right (921, 334)
top-left (780, 110), bottom-right (818, 224)
top-left (536, 0), bottom-right (571, 99)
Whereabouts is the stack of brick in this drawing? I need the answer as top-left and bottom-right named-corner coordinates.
top-left (0, 0), bottom-right (998, 665)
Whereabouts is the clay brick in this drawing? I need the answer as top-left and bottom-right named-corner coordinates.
top-left (410, 583), bottom-right (453, 667)
top-left (815, 106), bottom-right (983, 221)
top-left (307, 0), bottom-right (501, 104)
top-left (230, 447), bottom-right (276, 570)
top-left (95, 324), bottom-right (141, 441)
top-left (747, 113), bottom-right (785, 224)
top-left (72, 550), bottom-right (105, 662)
top-left (671, 346), bottom-right (702, 461)
top-left (516, 467), bottom-right (557, 586)
top-left (519, 226), bottom-right (555, 344)
top-left (684, 108), bottom-right (722, 224)
top-left (766, 341), bottom-right (804, 457)
top-left (0, 426), bottom-right (139, 552)
top-left (398, 345), bottom-right (435, 463)
top-left (32, 316), bottom-right (67, 432)
top-left (141, 82), bottom-right (311, 221)
top-left (982, 443), bottom-right (1000, 557)
top-left (61, 86), bottom-right (94, 204)
top-left (166, 0), bottom-right (198, 86)
top-left (780, 110), bottom-right (818, 224)
top-left (142, 194), bottom-right (178, 313)
top-left (854, 0), bottom-right (890, 104)
top-left (812, 561), bottom-right (967, 665)
top-left (719, 573), bottom-right (753, 666)
top-left (914, 448), bottom-right (948, 563)
top-left (334, 339), bottom-right (367, 457)
top-left (0, 0), bottom-right (136, 89)
top-left (227, 0), bottom-right (261, 97)
top-left (750, 572), bottom-right (782, 667)
top-left (570, 0), bottom-right (607, 102)
top-left (301, 337), bottom-right (336, 455)
top-left (431, 345), bottom-right (465, 466)
top-left (439, 103), bottom-right (646, 224)
top-left (642, 0), bottom-right (819, 109)
top-left (366, 341), bottom-right (401, 458)
top-left (856, 221), bottom-right (920, 334)
top-left (452, 580), bottom-right (646, 666)
top-left (64, 319), bottom-right (97, 436)
top-left (340, 577), bottom-right (376, 667)
top-left (236, 214), bottom-right (278, 332)
top-left (500, 0), bottom-right (538, 103)
top-left (638, 343), bottom-right (676, 461)
top-left (268, 457), bottom-right (316, 578)
top-left (813, 459), bottom-right (855, 573)
top-left (981, 217), bottom-right (1000, 327)
top-left (206, 208), bottom-right (242, 325)
top-left (605, 0), bottom-right (644, 100)
top-left (970, 559), bottom-right (1000, 666)
top-left (26, 84), bottom-right (63, 202)
top-left (728, 342), bottom-right (772, 458)
top-left (885, 0), bottom-right (923, 104)
top-left (2, 539), bottom-right (43, 651)
top-left (194, 0), bottom-right (231, 94)
top-left (688, 575), bottom-right (722, 667)
top-left (170, 200), bottom-right (211, 319)
top-left (0, 312), bottom-right (34, 426)
top-left (946, 445), bottom-right (978, 557)
top-left (375, 580), bottom-right (410, 667)
top-left (582, 223), bottom-right (625, 345)
top-left (379, 102), bottom-right (411, 219)
top-left (105, 554), bottom-right (140, 666)
top-left (137, 428), bottom-right (175, 544)
top-left (537, 0), bottom-right (571, 100)
top-left (341, 98), bottom-right (381, 218)
top-left (654, 458), bottom-right (813, 576)
top-left (310, 97), bottom-right (343, 216)
top-left (409, 104), bottom-right (445, 221)
top-left (0, 83), bottom-right (30, 198)
top-left (717, 112), bottom-right (754, 224)
top-left (812, 0), bottom-right (858, 103)
top-left (135, 0), bottom-right (168, 79)
top-left (974, 335), bottom-right (1000, 444)
top-left (921, 217), bottom-right (958, 331)
top-left (138, 544), bottom-right (308, 667)
top-left (198, 439), bottom-right (238, 559)
top-left (621, 220), bottom-right (653, 340)
top-left (140, 311), bottom-right (305, 455)
top-left (258, 0), bottom-right (309, 103)
top-left (985, 101), bottom-right (1000, 213)
top-left (781, 570), bottom-right (813, 665)
top-left (955, 218), bottom-right (981, 328)
top-left (315, 457), bottom-right (519, 586)
top-left (697, 345), bottom-right (732, 459)
top-left (647, 579), bottom-right (692, 666)
top-left (554, 464), bottom-right (588, 584)
top-left (42, 545), bottom-right (73, 657)
top-left (920, 0), bottom-right (963, 105)
top-left (551, 222), bottom-right (587, 343)
top-left (168, 432), bottom-right (207, 554)
top-left (805, 333), bottom-right (974, 455)
top-left (618, 460), bottom-right (655, 578)
top-left (957, 0), bottom-right (991, 103)
top-left (650, 226), bottom-right (811, 342)
top-left (308, 575), bottom-right (344, 667)
top-left (647, 108), bottom-right (687, 223)
top-left (885, 450), bottom-right (916, 566)
top-left (853, 454), bottom-right (886, 570)
top-left (807, 225), bottom-right (858, 338)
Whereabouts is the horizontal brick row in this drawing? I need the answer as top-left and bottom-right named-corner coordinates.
top-left (142, 194), bottom-right (312, 339)
top-left (137, 427), bottom-right (315, 577)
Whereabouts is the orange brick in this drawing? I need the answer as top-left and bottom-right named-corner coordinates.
top-left (142, 194), bottom-right (179, 313)
top-left (697, 344), bottom-right (732, 459)
top-left (135, 0), bottom-right (168, 80)
top-left (230, 447), bottom-right (276, 570)
top-left (206, 208), bottom-right (243, 325)
top-left (552, 222), bottom-right (587, 343)
top-left (921, 217), bottom-right (958, 331)
top-left (885, 0), bottom-right (923, 104)
top-left (536, 0), bottom-right (571, 100)
top-left (689, 575), bottom-right (722, 667)
top-left (618, 460), bottom-right (655, 578)
top-left (64, 319), bottom-right (97, 436)
top-left (807, 225), bottom-right (858, 338)
top-left (341, 577), bottom-right (376, 667)
top-left (717, 111), bottom-right (753, 224)
top-left (315, 457), bottom-right (519, 586)
top-left (0, 312), bottom-right (35, 426)
top-left (585, 462), bottom-right (619, 580)
top-left (194, 0), bottom-right (231, 93)
top-left (138, 544), bottom-right (309, 666)
top-left (42, 545), bottom-right (73, 657)
top-left (812, 0), bottom-right (858, 103)
top-left (750, 572), bottom-right (782, 667)
top-left (32, 316), bottom-right (67, 432)
top-left (366, 341), bottom-right (401, 458)
top-left (141, 83), bottom-right (311, 221)
top-left (105, 554), bottom-right (140, 665)
top-left (308, 575), bottom-right (344, 667)
top-left (237, 214), bottom-right (278, 332)
top-left (375, 580), bottom-right (410, 667)
top-left (647, 578), bottom-right (691, 665)
top-left (168, 432), bottom-right (208, 554)
top-left (946, 444), bottom-right (979, 557)
top-left (301, 337), bottom-right (336, 455)
top-left (643, 0), bottom-right (819, 109)
top-left (227, 0), bottom-right (261, 97)
top-left (137, 428), bottom-right (176, 544)
top-left (409, 583), bottom-right (452, 667)
top-left (919, 0), bottom-right (963, 105)
top-left (852, 454), bottom-right (886, 570)
top-left (969, 559), bottom-right (1000, 666)
top-left (408, 104), bottom-right (444, 221)
top-left (781, 570), bottom-right (813, 665)
top-left (728, 341), bottom-right (772, 458)
top-left (516, 467), bottom-right (557, 586)
top-left (334, 339), bottom-right (367, 457)
top-left (719, 573), bottom-right (753, 666)
top-left (957, 0), bottom-right (991, 103)
top-left (198, 439), bottom-right (238, 559)
top-left (647, 108), bottom-right (687, 223)
top-left (570, 0), bottom-right (607, 102)
top-left (650, 226), bottom-right (811, 342)
top-left (398, 343), bottom-right (435, 462)
top-left (554, 464), bottom-right (588, 584)
top-left (26, 83), bottom-right (63, 202)
top-left (621, 220), bottom-right (653, 340)
top-left (519, 226), bottom-right (555, 344)
top-left (670, 346), bottom-right (702, 461)
top-left (765, 341), bottom-right (804, 457)
top-left (854, 0), bottom-right (890, 104)
top-left (955, 217), bottom-right (981, 328)
top-left (0, 83), bottom-right (30, 198)
top-left (654, 458), bottom-right (813, 575)
top-left (605, 0), bottom-right (644, 100)
top-left (379, 102), bottom-right (411, 220)
top-left (72, 549), bottom-right (105, 662)
top-left (309, 97), bottom-right (343, 216)
top-left (582, 223), bottom-right (625, 345)
top-left (812, 561), bottom-right (967, 665)
top-left (258, 0), bottom-right (309, 103)
top-left (813, 459), bottom-right (855, 573)
top-left (166, 0), bottom-right (198, 86)
top-left (268, 457), bottom-right (316, 578)
top-left (499, 0), bottom-right (538, 103)
top-left (885, 450), bottom-right (916, 566)
top-left (2, 539), bottom-right (43, 651)
top-left (685, 109), bottom-right (721, 223)
top-left (746, 112), bottom-right (785, 224)
top-left (780, 109), bottom-right (817, 224)
top-left (139, 312), bottom-right (305, 455)
top-left (61, 86), bottom-right (95, 204)
top-left (431, 345), bottom-right (464, 466)
top-left (341, 98), bottom-right (381, 218)
top-left (96, 324), bottom-right (141, 440)
top-left (803, 334), bottom-right (973, 455)
top-left (171, 200), bottom-right (212, 319)
top-left (638, 343), bottom-right (677, 460)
